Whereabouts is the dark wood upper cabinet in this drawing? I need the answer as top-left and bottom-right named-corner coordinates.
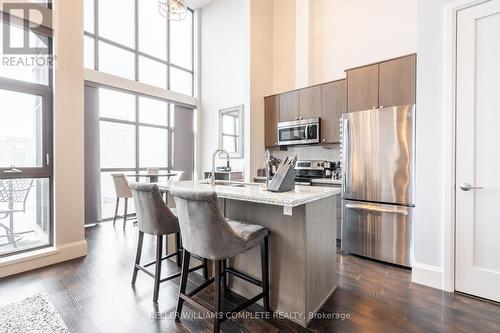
top-left (379, 54), bottom-right (416, 108)
top-left (264, 95), bottom-right (279, 147)
top-left (264, 54), bottom-right (416, 147)
top-left (346, 64), bottom-right (379, 113)
top-left (321, 80), bottom-right (346, 143)
top-left (279, 90), bottom-right (299, 122)
top-left (299, 85), bottom-right (322, 119)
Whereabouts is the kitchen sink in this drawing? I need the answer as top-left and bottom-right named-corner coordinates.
top-left (199, 180), bottom-right (262, 188)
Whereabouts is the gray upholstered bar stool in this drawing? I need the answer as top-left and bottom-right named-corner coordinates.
top-left (171, 188), bottom-right (270, 333)
top-left (129, 183), bottom-right (208, 303)
top-left (111, 174), bottom-right (136, 229)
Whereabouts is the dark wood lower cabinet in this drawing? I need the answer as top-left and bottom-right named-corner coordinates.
top-left (2, 224), bottom-right (500, 333)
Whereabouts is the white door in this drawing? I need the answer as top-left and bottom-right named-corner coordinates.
top-left (456, 0), bottom-right (500, 302)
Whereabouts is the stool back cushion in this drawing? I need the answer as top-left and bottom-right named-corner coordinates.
top-left (111, 174), bottom-right (133, 198)
top-left (171, 188), bottom-right (245, 260)
top-left (130, 183), bottom-right (179, 236)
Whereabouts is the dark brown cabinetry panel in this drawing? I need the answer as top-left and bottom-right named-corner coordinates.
top-left (379, 55), bottom-right (416, 108)
top-left (279, 90), bottom-right (299, 122)
top-left (321, 80), bottom-right (346, 143)
top-left (264, 95), bottom-right (279, 147)
top-left (299, 85), bottom-right (322, 119)
top-left (346, 64), bottom-right (379, 113)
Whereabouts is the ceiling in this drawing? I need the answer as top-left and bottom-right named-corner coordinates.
top-left (186, 0), bottom-right (212, 9)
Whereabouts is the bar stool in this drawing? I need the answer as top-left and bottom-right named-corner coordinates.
top-left (171, 188), bottom-right (270, 333)
top-left (111, 174), bottom-right (136, 229)
top-left (129, 183), bottom-right (209, 303)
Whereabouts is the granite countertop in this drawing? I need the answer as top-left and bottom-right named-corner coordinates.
top-left (157, 180), bottom-right (340, 208)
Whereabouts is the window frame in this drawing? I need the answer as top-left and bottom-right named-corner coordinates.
top-left (0, 31), bottom-right (53, 258)
top-left (218, 105), bottom-right (244, 159)
top-left (84, 0), bottom-right (194, 96)
top-left (96, 86), bottom-right (174, 220)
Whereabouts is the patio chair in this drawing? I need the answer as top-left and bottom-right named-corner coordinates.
top-left (0, 179), bottom-right (34, 247)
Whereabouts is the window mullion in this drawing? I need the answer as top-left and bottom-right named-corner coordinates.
top-left (134, 0), bottom-right (140, 177)
top-left (94, 0), bottom-right (99, 71)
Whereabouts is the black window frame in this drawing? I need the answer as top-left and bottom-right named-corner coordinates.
top-left (91, 84), bottom-right (175, 220)
top-left (0, 20), bottom-right (54, 258)
top-left (84, 0), bottom-right (195, 96)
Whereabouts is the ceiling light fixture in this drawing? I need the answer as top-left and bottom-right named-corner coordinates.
top-left (158, 0), bottom-right (187, 21)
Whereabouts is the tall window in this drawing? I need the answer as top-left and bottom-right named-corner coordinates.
top-left (84, 0), bottom-right (194, 96)
top-left (0, 19), bottom-right (53, 257)
top-left (97, 87), bottom-right (175, 219)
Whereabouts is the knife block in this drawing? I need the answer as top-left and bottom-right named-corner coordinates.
top-left (267, 163), bottom-right (296, 192)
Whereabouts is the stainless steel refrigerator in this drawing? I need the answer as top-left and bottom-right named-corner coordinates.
top-left (341, 105), bottom-right (415, 267)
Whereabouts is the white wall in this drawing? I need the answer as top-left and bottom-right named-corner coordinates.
top-left (199, 0), bottom-right (274, 181)
top-left (249, 0), bottom-right (274, 179)
top-left (274, 0), bottom-right (418, 91)
top-left (273, 0), bottom-right (295, 93)
top-left (309, 0), bottom-right (418, 85)
top-left (199, 0), bottom-right (250, 177)
top-left (412, 0), bottom-right (459, 290)
top-left (0, 0), bottom-right (87, 278)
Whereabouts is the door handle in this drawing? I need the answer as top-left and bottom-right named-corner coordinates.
top-left (3, 166), bottom-right (22, 174)
top-left (345, 203), bottom-right (409, 216)
top-left (342, 117), bottom-right (350, 192)
top-left (460, 183), bottom-right (484, 191)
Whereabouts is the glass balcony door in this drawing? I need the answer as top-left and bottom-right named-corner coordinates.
top-left (0, 79), bottom-right (52, 257)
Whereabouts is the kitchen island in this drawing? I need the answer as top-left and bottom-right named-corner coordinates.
top-left (159, 181), bottom-right (340, 327)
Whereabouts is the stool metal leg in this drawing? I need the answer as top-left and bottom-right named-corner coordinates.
top-left (203, 258), bottom-right (209, 280)
top-left (176, 249), bottom-right (191, 321)
top-left (153, 235), bottom-right (163, 303)
top-left (175, 232), bottom-right (182, 268)
top-left (214, 260), bottom-right (222, 333)
top-left (222, 259), bottom-right (227, 291)
top-left (131, 231), bottom-right (144, 285)
top-left (113, 197), bottom-right (119, 226)
top-left (261, 236), bottom-right (270, 312)
top-left (123, 198), bottom-right (128, 229)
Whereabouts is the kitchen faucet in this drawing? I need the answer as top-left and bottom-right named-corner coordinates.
top-left (211, 148), bottom-right (230, 186)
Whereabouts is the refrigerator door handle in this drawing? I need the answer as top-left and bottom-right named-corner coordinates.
top-left (345, 203), bottom-right (409, 216)
top-left (342, 117), bottom-right (350, 194)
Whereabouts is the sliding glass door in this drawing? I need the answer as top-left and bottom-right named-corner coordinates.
top-left (0, 23), bottom-right (53, 257)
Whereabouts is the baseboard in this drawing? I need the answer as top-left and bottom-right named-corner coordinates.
top-left (0, 240), bottom-right (87, 278)
top-left (411, 262), bottom-right (444, 290)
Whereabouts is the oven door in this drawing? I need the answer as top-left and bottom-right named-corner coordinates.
top-left (278, 119), bottom-right (319, 146)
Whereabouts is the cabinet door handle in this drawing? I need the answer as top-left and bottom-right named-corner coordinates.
top-left (322, 139), bottom-right (326, 143)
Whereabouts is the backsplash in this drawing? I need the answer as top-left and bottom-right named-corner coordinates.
top-left (269, 144), bottom-right (341, 163)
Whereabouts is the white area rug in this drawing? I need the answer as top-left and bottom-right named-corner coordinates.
top-left (0, 293), bottom-right (69, 333)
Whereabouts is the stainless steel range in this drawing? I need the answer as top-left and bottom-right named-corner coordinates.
top-left (294, 160), bottom-right (339, 185)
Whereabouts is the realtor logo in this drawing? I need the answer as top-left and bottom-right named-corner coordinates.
top-left (2, 2), bottom-right (52, 55)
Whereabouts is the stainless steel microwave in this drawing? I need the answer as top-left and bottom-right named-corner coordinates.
top-left (278, 118), bottom-right (320, 146)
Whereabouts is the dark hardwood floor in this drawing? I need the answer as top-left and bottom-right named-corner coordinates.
top-left (1, 223), bottom-right (500, 333)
